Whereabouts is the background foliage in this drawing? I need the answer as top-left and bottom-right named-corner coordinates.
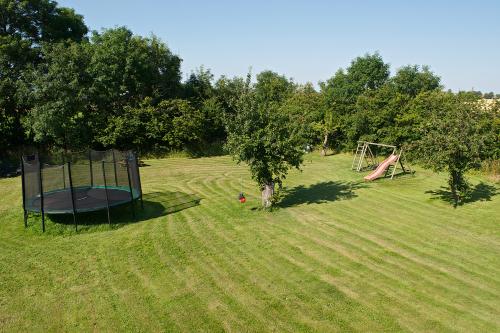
top-left (1, 1), bottom-right (499, 198)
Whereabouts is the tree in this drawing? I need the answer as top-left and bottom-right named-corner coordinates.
top-left (87, 28), bottom-right (182, 146)
top-left (183, 66), bottom-right (214, 104)
top-left (213, 75), bottom-right (248, 115)
top-left (412, 91), bottom-right (494, 206)
top-left (280, 83), bottom-right (329, 154)
top-left (18, 26), bottom-right (183, 152)
top-left (225, 72), bottom-right (307, 208)
top-left (353, 82), bottom-right (410, 145)
top-left (0, 0), bottom-right (87, 153)
top-left (475, 100), bottom-right (499, 161)
top-left (483, 92), bottom-right (495, 99)
top-left (319, 71), bottom-right (351, 150)
top-left (100, 99), bottom-right (203, 153)
top-left (346, 53), bottom-right (390, 92)
top-left (198, 97), bottom-right (226, 145)
top-left (352, 68), bottom-right (440, 147)
top-left (155, 99), bottom-right (203, 151)
top-left (254, 70), bottom-right (296, 105)
top-left (321, 53), bottom-right (390, 150)
top-left (0, 0), bottom-right (87, 43)
top-left (88, 27), bottom-right (181, 115)
top-left (19, 41), bottom-right (92, 150)
top-left (183, 75), bottom-right (252, 149)
top-left (492, 105), bottom-right (500, 159)
top-left (392, 65), bottom-right (441, 97)
top-left (336, 63), bottom-right (442, 149)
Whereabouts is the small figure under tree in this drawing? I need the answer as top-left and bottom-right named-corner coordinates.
top-left (225, 72), bottom-right (308, 208)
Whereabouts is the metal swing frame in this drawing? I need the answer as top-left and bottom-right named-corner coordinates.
top-left (352, 141), bottom-right (412, 179)
top-left (352, 141), bottom-right (396, 172)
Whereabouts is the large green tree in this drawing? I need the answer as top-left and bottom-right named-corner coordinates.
top-left (392, 65), bottom-right (441, 97)
top-left (101, 99), bottom-right (203, 153)
top-left (225, 72), bottom-right (307, 207)
top-left (0, 0), bottom-right (87, 153)
top-left (88, 27), bottom-right (182, 148)
top-left (19, 26), bottom-right (183, 151)
top-left (214, 75), bottom-right (250, 116)
top-left (321, 53), bottom-right (390, 150)
top-left (322, 53), bottom-right (390, 112)
top-left (88, 27), bottom-right (181, 113)
top-left (412, 91), bottom-right (495, 206)
top-left (19, 41), bottom-right (92, 150)
top-left (339, 63), bottom-right (442, 148)
top-left (353, 83), bottom-right (409, 145)
top-left (280, 83), bottom-right (327, 153)
top-left (254, 70), bottom-right (296, 105)
top-left (182, 67), bottom-right (229, 149)
top-left (183, 66), bottom-right (214, 104)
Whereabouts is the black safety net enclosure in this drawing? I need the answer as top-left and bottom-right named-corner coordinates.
top-left (21, 149), bottom-right (143, 232)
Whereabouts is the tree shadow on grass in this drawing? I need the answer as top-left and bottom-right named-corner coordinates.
top-left (45, 191), bottom-right (201, 232)
top-left (279, 181), bottom-right (367, 208)
top-left (425, 182), bottom-right (497, 207)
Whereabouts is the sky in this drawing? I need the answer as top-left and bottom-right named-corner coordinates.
top-left (58, 0), bottom-right (500, 92)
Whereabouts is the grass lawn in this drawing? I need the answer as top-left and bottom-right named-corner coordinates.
top-left (0, 153), bottom-right (499, 332)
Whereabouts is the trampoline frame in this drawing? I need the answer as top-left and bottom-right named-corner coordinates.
top-left (21, 150), bottom-right (144, 232)
top-left (25, 186), bottom-right (141, 214)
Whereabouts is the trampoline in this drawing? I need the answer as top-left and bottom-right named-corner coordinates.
top-left (21, 149), bottom-right (143, 232)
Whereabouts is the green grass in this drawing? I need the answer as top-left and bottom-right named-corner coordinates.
top-left (0, 153), bottom-right (499, 332)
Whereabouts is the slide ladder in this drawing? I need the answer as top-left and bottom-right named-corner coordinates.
top-left (351, 142), bottom-right (366, 170)
top-left (351, 142), bottom-right (376, 172)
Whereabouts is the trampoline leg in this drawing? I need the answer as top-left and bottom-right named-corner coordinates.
top-left (73, 213), bottom-right (77, 232)
top-left (41, 212), bottom-right (45, 233)
top-left (131, 201), bottom-right (136, 220)
top-left (125, 160), bottom-right (136, 220)
top-left (106, 209), bottom-right (111, 226)
top-left (23, 210), bottom-right (27, 228)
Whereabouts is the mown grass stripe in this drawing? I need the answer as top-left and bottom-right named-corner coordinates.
top-left (1, 153), bottom-right (498, 332)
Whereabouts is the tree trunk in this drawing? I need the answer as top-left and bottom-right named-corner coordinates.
top-left (449, 170), bottom-right (461, 207)
top-left (261, 182), bottom-right (275, 208)
top-left (321, 132), bottom-right (328, 156)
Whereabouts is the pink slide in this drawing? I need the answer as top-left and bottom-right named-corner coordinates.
top-left (364, 154), bottom-right (399, 181)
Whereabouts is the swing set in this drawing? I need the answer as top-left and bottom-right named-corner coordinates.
top-left (351, 141), bottom-right (412, 181)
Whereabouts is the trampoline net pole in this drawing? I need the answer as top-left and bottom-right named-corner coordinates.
top-left (126, 159), bottom-right (136, 219)
top-left (102, 161), bottom-right (111, 225)
top-left (62, 162), bottom-right (66, 189)
top-left (67, 161), bottom-right (78, 232)
top-left (112, 150), bottom-right (118, 187)
top-left (135, 153), bottom-right (144, 210)
top-left (20, 157), bottom-right (27, 228)
top-left (38, 154), bottom-right (45, 232)
top-left (89, 150), bottom-right (93, 187)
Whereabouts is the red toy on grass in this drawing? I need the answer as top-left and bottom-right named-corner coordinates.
top-left (238, 192), bottom-right (246, 203)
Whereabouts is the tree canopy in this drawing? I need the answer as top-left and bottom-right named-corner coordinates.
top-left (225, 72), bottom-right (308, 207)
top-left (0, 0), bottom-right (88, 153)
top-left (16, 25), bottom-right (183, 150)
top-left (412, 92), bottom-right (496, 205)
